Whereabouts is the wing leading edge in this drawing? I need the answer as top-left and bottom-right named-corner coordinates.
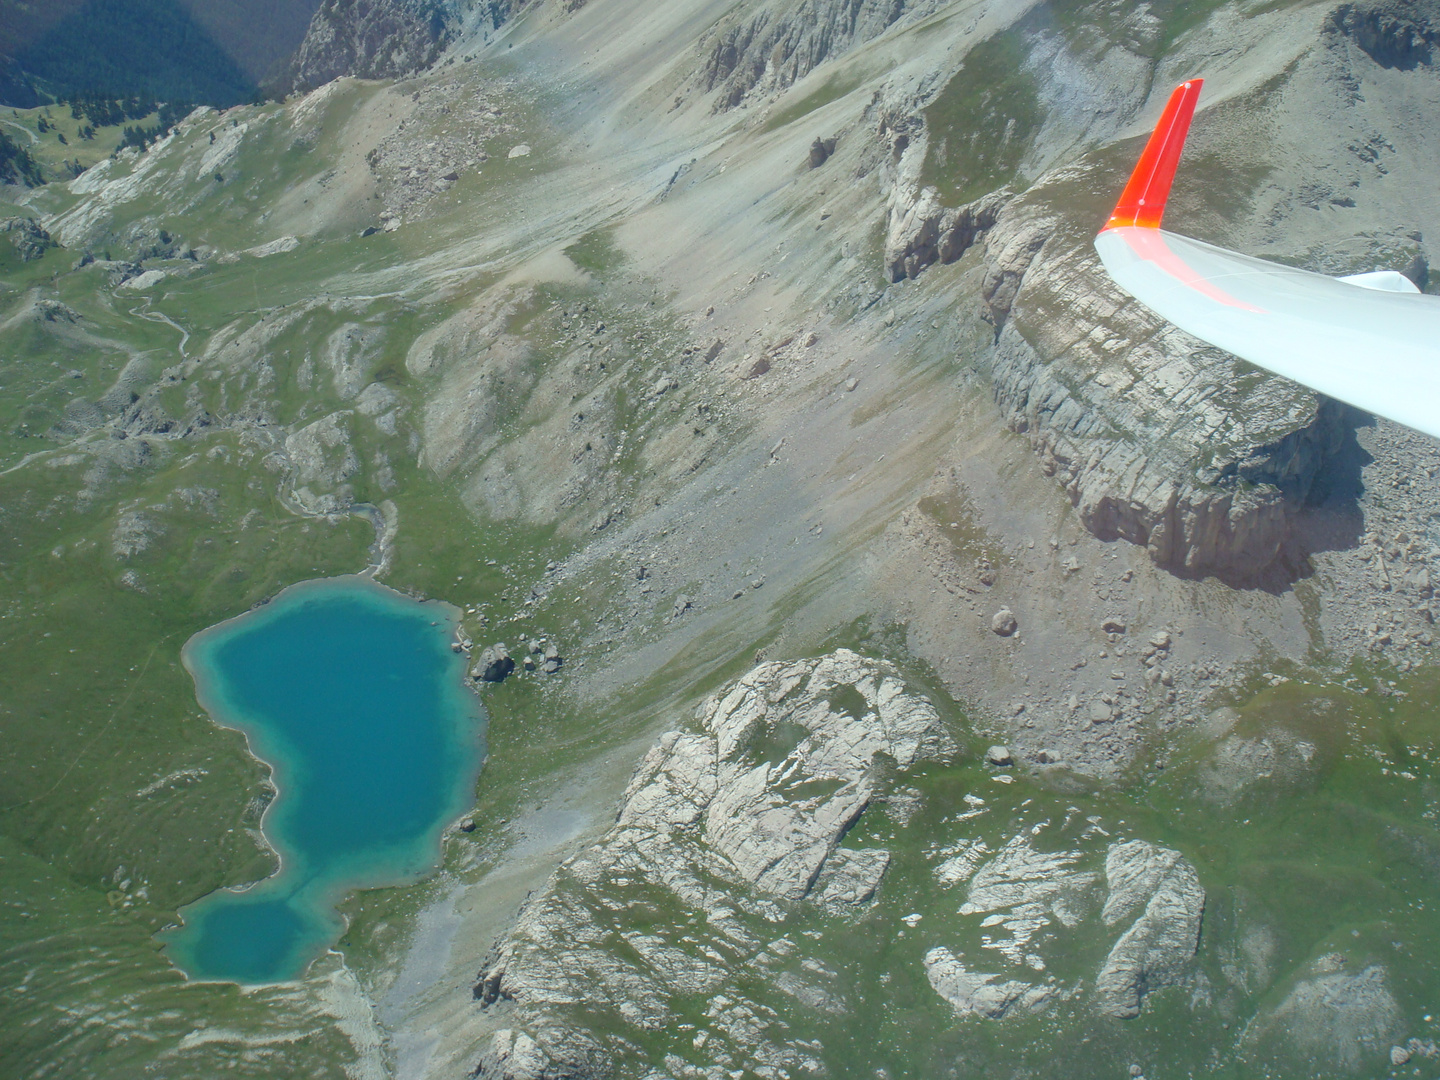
top-left (1093, 80), bottom-right (1440, 442)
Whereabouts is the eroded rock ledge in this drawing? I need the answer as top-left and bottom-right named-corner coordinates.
top-left (981, 201), bottom-right (1358, 584)
top-left (869, 0), bottom-right (1439, 585)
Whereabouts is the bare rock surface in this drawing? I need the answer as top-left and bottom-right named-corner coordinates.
top-left (285, 0), bottom-right (467, 94)
top-left (1248, 962), bottom-right (1405, 1074)
top-left (924, 946), bottom-right (1055, 1019)
top-left (693, 0), bottom-right (949, 111)
top-left (875, 0), bottom-right (1440, 585)
top-left (471, 650), bottom-right (953, 1076)
top-left (1094, 840), bottom-right (1206, 1018)
top-left (927, 822), bottom-right (1203, 1022)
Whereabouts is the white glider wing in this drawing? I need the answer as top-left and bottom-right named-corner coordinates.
top-left (1093, 79), bottom-right (1440, 442)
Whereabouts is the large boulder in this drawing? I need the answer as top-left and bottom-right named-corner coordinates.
top-left (471, 642), bottom-right (514, 683)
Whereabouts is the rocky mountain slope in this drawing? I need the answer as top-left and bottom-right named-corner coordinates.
top-left (467, 652), bottom-right (1212, 1077)
top-left (0, 0), bottom-right (327, 106)
top-left (3, 0), bottom-right (1440, 1078)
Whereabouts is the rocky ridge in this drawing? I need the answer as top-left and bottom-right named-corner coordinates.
top-left (471, 650), bottom-right (954, 1077)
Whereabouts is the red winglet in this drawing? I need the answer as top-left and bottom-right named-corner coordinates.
top-left (1101, 79), bottom-right (1202, 232)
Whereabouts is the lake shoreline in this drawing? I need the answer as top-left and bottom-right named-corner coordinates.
top-left (163, 574), bottom-right (487, 985)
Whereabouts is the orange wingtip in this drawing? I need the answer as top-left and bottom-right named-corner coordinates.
top-left (1101, 79), bottom-right (1202, 232)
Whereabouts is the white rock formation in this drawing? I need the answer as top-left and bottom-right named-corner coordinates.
top-left (924, 946), bottom-right (1055, 1019)
top-left (473, 650), bottom-right (954, 1075)
top-left (1094, 840), bottom-right (1205, 1018)
top-left (961, 833), bottom-right (1097, 967)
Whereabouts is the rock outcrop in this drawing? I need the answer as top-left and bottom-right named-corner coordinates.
top-left (925, 946), bottom-right (1055, 1019)
top-left (3, 217), bottom-right (56, 261)
top-left (872, 0), bottom-right (1440, 584)
top-left (885, 184), bottom-right (1007, 283)
top-left (472, 651), bottom-right (954, 1076)
top-left (1094, 840), bottom-right (1206, 1018)
top-left (1247, 960), bottom-right (1405, 1074)
top-left (696, 0), bottom-right (948, 110)
top-left (983, 201), bottom-right (1358, 584)
top-left (929, 830), bottom-right (1203, 1021)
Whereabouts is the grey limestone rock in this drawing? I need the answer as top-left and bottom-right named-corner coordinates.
top-left (991, 608), bottom-right (1018, 636)
top-left (885, 184), bottom-right (1007, 284)
top-left (472, 650), bottom-right (953, 1075)
top-left (1248, 963), bottom-right (1403, 1074)
top-left (960, 833), bottom-right (1097, 967)
top-left (1094, 840), bottom-right (1205, 1018)
top-left (700, 0), bottom-right (945, 111)
top-left (282, 0), bottom-right (475, 95)
top-left (2, 217), bottom-right (56, 262)
top-left (879, 1), bottom-right (1440, 584)
top-left (924, 946), bottom-right (1056, 1019)
top-left (284, 412), bottom-right (360, 490)
top-left (810, 847), bottom-right (890, 914)
top-left (472, 643), bottom-right (515, 683)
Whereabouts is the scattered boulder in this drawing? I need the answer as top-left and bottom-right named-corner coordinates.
top-left (986, 745), bottom-right (1013, 767)
top-left (471, 643), bottom-right (515, 683)
top-left (991, 608), bottom-right (1018, 636)
top-left (1102, 617), bottom-right (1127, 635)
top-left (1088, 700), bottom-right (1114, 724)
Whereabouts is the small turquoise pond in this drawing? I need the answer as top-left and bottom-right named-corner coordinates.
top-left (161, 576), bottom-right (484, 984)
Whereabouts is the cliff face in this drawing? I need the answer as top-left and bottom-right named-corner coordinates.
top-left (879, 0), bottom-right (1440, 583)
top-left (281, 0), bottom-right (483, 93)
top-left (691, 0), bottom-right (950, 110)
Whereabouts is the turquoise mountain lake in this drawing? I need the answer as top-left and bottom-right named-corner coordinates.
top-left (161, 576), bottom-right (484, 984)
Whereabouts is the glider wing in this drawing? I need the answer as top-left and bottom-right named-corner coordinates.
top-left (1093, 79), bottom-right (1440, 441)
